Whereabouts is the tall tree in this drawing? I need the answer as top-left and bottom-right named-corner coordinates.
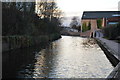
top-left (36, 0), bottom-right (61, 19)
top-left (2, 1), bottom-right (62, 36)
top-left (70, 16), bottom-right (80, 32)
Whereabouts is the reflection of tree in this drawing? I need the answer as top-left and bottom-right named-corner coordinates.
top-left (70, 17), bottom-right (81, 32)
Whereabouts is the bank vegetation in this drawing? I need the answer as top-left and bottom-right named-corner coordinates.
top-left (2, 1), bottom-right (62, 51)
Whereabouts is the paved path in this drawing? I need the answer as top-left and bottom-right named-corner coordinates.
top-left (95, 31), bottom-right (120, 79)
top-left (95, 31), bottom-right (120, 60)
top-left (97, 37), bottom-right (120, 60)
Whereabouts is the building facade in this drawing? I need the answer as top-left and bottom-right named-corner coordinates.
top-left (81, 11), bottom-right (120, 37)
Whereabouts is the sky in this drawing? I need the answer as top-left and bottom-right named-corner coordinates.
top-left (56, 0), bottom-right (120, 26)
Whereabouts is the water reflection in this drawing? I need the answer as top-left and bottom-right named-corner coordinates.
top-left (10, 36), bottom-right (113, 78)
top-left (47, 36), bottom-right (113, 78)
top-left (2, 44), bottom-right (47, 78)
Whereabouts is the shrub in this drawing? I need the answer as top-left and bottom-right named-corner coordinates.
top-left (88, 22), bottom-right (91, 30)
top-left (97, 19), bottom-right (102, 29)
top-left (103, 23), bottom-right (120, 40)
top-left (82, 22), bottom-right (88, 32)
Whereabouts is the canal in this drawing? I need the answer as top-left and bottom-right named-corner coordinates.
top-left (3, 36), bottom-right (113, 78)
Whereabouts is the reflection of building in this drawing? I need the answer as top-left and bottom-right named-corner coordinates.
top-left (81, 11), bottom-right (120, 37)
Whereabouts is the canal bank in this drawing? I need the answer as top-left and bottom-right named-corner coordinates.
top-left (2, 34), bottom-right (61, 79)
top-left (95, 37), bottom-right (120, 79)
top-left (2, 34), bottom-right (61, 52)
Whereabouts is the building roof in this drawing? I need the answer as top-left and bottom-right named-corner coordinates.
top-left (82, 11), bottom-right (120, 19)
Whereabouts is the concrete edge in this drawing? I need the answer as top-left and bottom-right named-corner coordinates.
top-left (95, 38), bottom-right (120, 79)
top-left (107, 62), bottom-right (120, 78)
top-left (97, 38), bottom-right (119, 61)
top-left (95, 38), bottom-right (119, 64)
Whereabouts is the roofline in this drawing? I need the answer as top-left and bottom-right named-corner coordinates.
top-left (83, 11), bottom-right (120, 13)
top-left (81, 16), bottom-right (120, 20)
top-left (81, 11), bottom-right (120, 19)
top-left (81, 18), bottom-right (103, 20)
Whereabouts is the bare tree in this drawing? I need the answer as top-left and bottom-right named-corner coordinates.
top-left (36, 0), bottom-right (62, 19)
top-left (70, 16), bottom-right (81, 32)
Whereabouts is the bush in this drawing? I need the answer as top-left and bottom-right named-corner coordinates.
top-left (88, 22), bottom-right (91, 30)
top-left (82, 22), bottom-right (88, 32)
top-left (103, 23), bottom-right (120, 40)
top-left (82, 22), bottom-right (91, 32)
top-left (97, 19), bottom-right (102, 29)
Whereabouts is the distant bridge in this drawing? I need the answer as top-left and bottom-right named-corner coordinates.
top-left (60, 27), bottom-right (80, 36)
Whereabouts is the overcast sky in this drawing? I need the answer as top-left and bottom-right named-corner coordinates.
top-left (56, 0), bottom-right (119, 26)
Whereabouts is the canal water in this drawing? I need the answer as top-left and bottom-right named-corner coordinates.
top-left (3, 36), bottom-right (113, 78)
